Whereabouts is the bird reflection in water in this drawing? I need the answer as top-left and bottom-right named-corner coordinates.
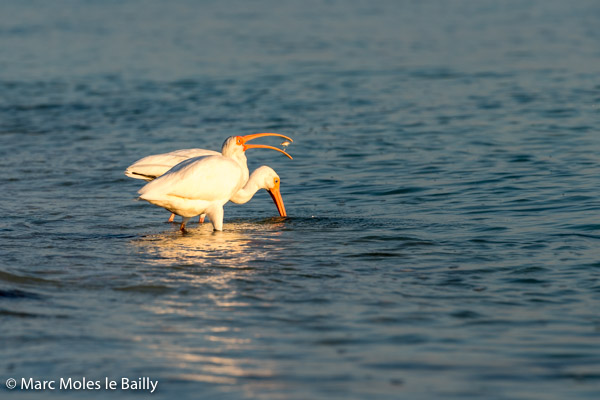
top-left (132, 217), bottom-right (287, 269)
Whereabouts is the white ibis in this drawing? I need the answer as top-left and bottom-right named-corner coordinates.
top-left (137, 133), bottom-right (292, 231)
top-left (125, 135), bottom-right (292, 223)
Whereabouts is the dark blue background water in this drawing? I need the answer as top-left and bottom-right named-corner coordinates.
top-left (1, 1), bottom-right (599, 399)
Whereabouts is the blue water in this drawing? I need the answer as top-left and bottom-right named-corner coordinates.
top-left (1, 1), bottom-right (599, 399)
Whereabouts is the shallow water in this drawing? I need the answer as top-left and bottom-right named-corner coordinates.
top-left (1, 1), bottom-right (600, 399)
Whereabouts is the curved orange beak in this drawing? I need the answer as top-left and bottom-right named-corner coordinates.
top-left (240, 133), bottom-right (293, 159)
top-left (267, 180), bottom-right (287, 217)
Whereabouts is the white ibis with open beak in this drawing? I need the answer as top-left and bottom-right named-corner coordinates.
top-left (125, 136), bottom-right (293, 223)
top-left (137, 133), bottom-right (292, 231)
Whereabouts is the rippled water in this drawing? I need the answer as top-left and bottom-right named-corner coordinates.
top-left (1, 1), bottom-right (600, 399)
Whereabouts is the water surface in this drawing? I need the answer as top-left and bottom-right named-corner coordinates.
top-left (1, 1), bottom-right (599, 399)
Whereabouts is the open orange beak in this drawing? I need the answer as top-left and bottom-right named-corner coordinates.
top-left (267, 181), bottom-right (287, 217)
top-left (240, 133), bottom-right (293, 159)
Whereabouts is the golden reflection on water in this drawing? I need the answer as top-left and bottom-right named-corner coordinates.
top-left (149, 346), bottom-right (278, 385)
top-left (131, 218), bottom-right (287, 269)
top-left (129, 219), bottom-right (287, 389)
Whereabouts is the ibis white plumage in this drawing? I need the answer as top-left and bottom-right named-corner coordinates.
top-left (137, 133), bottom-right (292, 231)
top-left (125, 148), bottom-right (220, 181)
top-left (125, 148), bottom-right (221, 222)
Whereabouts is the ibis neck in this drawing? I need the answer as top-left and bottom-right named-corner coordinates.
top-left (229, 152), bottom-right (250, 185)
top-left (230, 178), bottom-right (262, 204)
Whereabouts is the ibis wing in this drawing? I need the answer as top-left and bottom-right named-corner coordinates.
top-left (125, 148), bottom-right (220, 180)
top-left (166, 148), bottom-right (220, 158)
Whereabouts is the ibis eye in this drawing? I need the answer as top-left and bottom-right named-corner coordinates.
top-left (236, 138), bottom-right (242, 145)
top-left (274, 178), bottom-right (279, 183)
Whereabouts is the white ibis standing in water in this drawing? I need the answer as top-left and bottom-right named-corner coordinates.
top-left (137, 133), bottom-right (292, 231)
top-left (126, 135), bottom-right (292, 223)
